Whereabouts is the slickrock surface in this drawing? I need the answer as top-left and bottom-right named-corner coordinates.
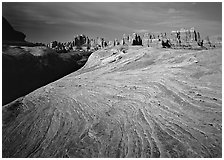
top-left (3, 46), bottom-right (222, 158)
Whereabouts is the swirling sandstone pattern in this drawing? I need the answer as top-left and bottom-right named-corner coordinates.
top-left (3, 46), bottom-right (222, 158)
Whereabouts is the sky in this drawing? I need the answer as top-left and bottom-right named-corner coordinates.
top-left (2, 2), bottom-right (222, 43)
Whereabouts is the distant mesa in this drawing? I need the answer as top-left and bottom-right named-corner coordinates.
top-left (3, 17), bottom-right (26, 42)
top-left (47, 26), bottom-right (221, 54)
top-left (47, 35), bottom-right (109, 53)
top-left (3, 17), bottom-right (45, 47)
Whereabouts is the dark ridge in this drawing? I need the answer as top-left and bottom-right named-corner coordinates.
top-left (2, 17), bottom-right (26, 42)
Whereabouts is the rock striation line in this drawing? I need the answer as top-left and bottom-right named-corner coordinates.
top-left (3, 46), bottom-right (222, 158)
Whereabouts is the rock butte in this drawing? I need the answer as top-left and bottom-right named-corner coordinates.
top-left (3, 46), bottom-right (222, 158)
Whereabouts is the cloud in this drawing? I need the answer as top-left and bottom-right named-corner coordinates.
top-left (2, 2), bottom-right (222, 43)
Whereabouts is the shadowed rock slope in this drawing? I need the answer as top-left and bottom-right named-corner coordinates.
top-left (3, 46), bottom-right (222, 158)
top-left (3, 45), bottom-right (92, 105)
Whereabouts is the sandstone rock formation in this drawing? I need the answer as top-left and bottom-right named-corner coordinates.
top-left (3, 46), bottom-right (222, 158)
top-left (170, 28), bottom-right (204, 49)
top-left (3, 17), bottom-right (26, 42)
top-left (132, 33), bottom-right (143, 45)
top-left (161, 39), bottom-right (171, 48)
top-left (48, 35), bottom-right (109, 52)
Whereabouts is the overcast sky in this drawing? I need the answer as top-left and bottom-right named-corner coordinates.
top-left (2, 2), bottom-right (222, 43)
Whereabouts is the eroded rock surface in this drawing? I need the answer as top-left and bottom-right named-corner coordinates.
top-left (3, 46), bottom-right (222, 158)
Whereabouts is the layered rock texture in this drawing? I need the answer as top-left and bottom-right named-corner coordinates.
top-left (3, 46), bottom-right (222, 158)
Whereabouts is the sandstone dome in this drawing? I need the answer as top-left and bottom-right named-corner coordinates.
top-left (3, 46), bottom-right (222, 158)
